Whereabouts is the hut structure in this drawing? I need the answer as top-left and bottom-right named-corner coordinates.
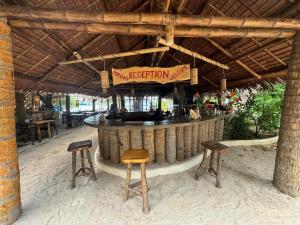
top-left (0, 0), bottom-right (300, 223)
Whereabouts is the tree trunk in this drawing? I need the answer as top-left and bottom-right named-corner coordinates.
top-left (0, 18), bottom-right (22, 224)
top-left (273, 31), bottom-right (300, 197)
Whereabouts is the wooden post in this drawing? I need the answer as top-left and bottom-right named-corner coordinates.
top-left (0, 18), bottom-right (22, 224)
top-left (120, 95), bottom-right (125, 109)
top-left (273, 31), bottom-right (300, 197)
top-left (66, 95), bottom-right (72, 128)
top-left (155, 128), bottom-right (165, 164)
top-left (143, 128), bottom-right (155, 163)
top-left (92, 99), bottom-right (96, 112)
top-left (184, 126), bottom-right (192, 159)
top-left (166, 127), bottom-right (176, 163)
top-left (176, 127), bottom-right (184, 161)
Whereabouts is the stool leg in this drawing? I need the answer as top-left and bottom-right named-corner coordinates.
top-left (194, 148), bottom-right (208, 180)
top-left (86, 150), bottom-right (97, 180)
top-left (209, 150), bottom-right (215, 173)
top-left (141, 163), bottom-right (150, 214)
top-left (123, 163), bottom-right (132, 202)
top-left (71, 152), bottom-right (77, 189)
top-left (80, 150), bottom-right (85, 174)
top-left (216, 152), bottom-right (222, 188)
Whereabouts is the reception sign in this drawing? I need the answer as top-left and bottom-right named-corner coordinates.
top-left (112, 64), bottom-right (190, 85)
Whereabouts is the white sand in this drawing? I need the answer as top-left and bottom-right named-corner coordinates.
top-left (15, 126), bottom-right (300, 225)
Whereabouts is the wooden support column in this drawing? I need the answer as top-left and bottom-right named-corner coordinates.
top-left (66, 95), bottom-right (72, 128)
top-left (273, 31), bottom-right (300, 197)
top-left (0, 18), bottom-right (22, 224)
top-left (92, 99), bottom-right (96, 112)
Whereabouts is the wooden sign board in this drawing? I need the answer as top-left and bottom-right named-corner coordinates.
top-left (112, 64), bottom-right (190, 85)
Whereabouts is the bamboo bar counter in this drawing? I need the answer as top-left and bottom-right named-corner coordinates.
top-left (85, 115), bottom-right (225, 165)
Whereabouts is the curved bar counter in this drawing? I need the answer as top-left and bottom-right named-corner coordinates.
top-left (85, 115), bottom-right (225, 165)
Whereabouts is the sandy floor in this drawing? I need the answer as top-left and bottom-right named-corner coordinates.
top-left (15, 126), bottom-right (300, 225)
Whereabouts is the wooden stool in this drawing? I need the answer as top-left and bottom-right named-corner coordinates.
top-left (194, 141), bottom-right (228, 188)
top-left (67, 140), bottom-right (97, 188)
top-left (121, 149), bottom-right (150, 214)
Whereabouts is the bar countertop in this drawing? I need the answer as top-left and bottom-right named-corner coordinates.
top-left (84, 114), bottom-right (228, 129)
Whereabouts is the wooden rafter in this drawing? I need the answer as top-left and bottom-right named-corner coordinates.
top-left (13, 33), bottom-right (48, 61)
top-left (80, 39), bottom-right (147, 88)
top-left (235, 0), bottom-right (261, 17)
top-left (38, 35), bottom-right (113, 83)
top-left (227, 69), bottom-right (287, 88)
top-left (175, 0), bottom-right (187, 14)
top-left (202, 76), bottom-right (218, 88)
top-left (159, 38), bottom-right (229, 70)
top-left (207, 2), bottom-right (290, 71)
top-left (59, 46), bottom-right (170, 65)
top-left (205, 38), bottom-right (261, 79)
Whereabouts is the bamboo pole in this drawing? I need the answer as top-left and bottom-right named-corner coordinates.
top-left (9, 20), bottom-right (295, 39)
top-left (205, 37), bottom-right (261, 79)
top-left (60, 46), bottom-right (169, 65)
top-left (109, 130), bottom-right (120, 164)
top-left (184, 126), bottom-right (192, 159)
top-left (143, 128), bottom-right (155, 163)
top-left (0, 18), bottom-right (21, 225)
top-left (130, 129), bottom-right (143, 149)
top-left (3, 6), bottom-right (300, 30)
top-left (227, 69), bottom-right (287, 88)
top-left (202, 76), bottom-right (219, 88)
top-left (150, 0), bottom-right (171, 66)
top-left (159, 38), bottom-right (229, 70)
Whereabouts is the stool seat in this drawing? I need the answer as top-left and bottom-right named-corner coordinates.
top-left (121, 149), bottom-right (149, 164)
top-left (68, 140), bottom-right (92, 152)
top-left (201, 141), bottom-right (228, 151)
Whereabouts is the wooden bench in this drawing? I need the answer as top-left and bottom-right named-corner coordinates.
top-left (67, 140), bottom-right (97, 188)
top-left (194, 141), bottom-right (229, 188)
top-left (121, 149), bottom-right (150, 214)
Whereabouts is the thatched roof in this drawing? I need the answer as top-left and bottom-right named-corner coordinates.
top-left (2, 0), bottom-right (297, 95)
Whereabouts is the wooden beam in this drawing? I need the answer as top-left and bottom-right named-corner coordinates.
top-left (13, 33), bottom-right (48, 61)
top-left (159, 38), bottom-right (229, 70)
top-left (236, 0), bottom-right (261, 17)
top-left (204, 3), bottom-right (286, 77)
top-left (227, 69), bottom-right (287, 88)
top-left (176, 0), bottom-right (187, 14)
top-left (150, 0), bottom-right (171, 67)
top-left (205, 38), bottom-right (261, 78)
top-left (209, 2), bottom-right (291, 67)
top-left (202, 76), bottom-right (218, 88)
top-left (80, 39), bottom-right (147, 88)
top-left (3, 5), bottom-right (300, 30)
top-left (60, 46), bottom-right (170, 65)
top-left (45, 31), bottom-right (101, 74)
top-left (10, 19), bottom-right (295, 39)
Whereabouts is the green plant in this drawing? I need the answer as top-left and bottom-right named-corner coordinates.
top-left (228, 110), bottom-right (252, 139)
top-left (246, 83), bottom-right (284, 136)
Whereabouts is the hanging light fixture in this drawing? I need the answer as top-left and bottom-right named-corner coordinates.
top-left (220, 69), bottom-right (227, 91)
top-left (100, 59), bottom-right (110, 94)
top-left (190, 54), bottom-right (198, 85)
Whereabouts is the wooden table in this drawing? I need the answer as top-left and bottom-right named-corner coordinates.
top-left (30, 120), bottom-right (55, 142)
